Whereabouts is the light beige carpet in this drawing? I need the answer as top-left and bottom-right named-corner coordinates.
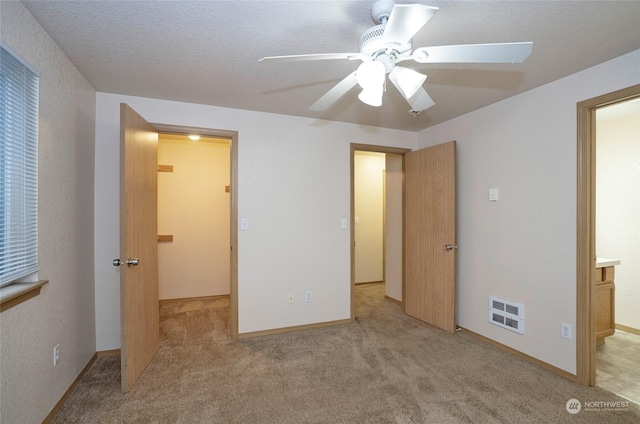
top-left (52, 284), bottom-right (640, 423)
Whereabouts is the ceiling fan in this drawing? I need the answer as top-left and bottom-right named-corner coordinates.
top-left (259, 0), bottom-right (532, 115)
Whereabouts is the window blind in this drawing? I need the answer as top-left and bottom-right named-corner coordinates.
top-left (0, 44), bottom-right (39, 287)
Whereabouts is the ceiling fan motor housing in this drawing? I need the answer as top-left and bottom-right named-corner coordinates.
top-left (359, 24), bottom-right (412, 69)
top-left (371, 0), bottom-right (396, 24)
top-left (359, 24), bottom-right (386, 54)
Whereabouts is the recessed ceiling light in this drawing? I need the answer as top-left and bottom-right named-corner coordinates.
top-left (188, 135), bottom-right (200, 141)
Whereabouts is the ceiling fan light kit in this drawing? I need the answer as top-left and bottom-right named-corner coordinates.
top-left (260, 1), bottom-right (533, 115)
top-left (388, 66), bottom-right (426, 99)
top-left (358, 86), bottom-right (384, 107)
top-left (356, 61), bottom-right (386, 107)
top-left (356, 61), bottom-right (386, 90)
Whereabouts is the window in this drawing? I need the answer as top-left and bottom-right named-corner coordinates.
top-left (0, 43), bottom-right (39, 288)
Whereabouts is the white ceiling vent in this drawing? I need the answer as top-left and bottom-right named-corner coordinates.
top-left (489, 296), bottom-right (524, 334)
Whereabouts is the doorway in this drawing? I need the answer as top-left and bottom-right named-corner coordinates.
top-left (157, 133), bottom-right (231, 301)
top-left (576, 84), bottom-right (640, 388)
top-left (354, 151), bottom-right (385, 287)
top-left (353, 150), bottom-right (404, 312)
top-left (153, 123), bottom-right (239, 339)
top-left (119, 107), bottom-right (240, 392)
top-left (594, 98), bottom-right (640, 403)
top-left (351, 145), bottom-right (409, 320)
top-left (350, 141), bottom-right (457, 334)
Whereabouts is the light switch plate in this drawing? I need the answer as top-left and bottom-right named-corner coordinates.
top-left (240, 218), bottom-right (249, 230)
top-left (489, 188), bottom-right (499, 202)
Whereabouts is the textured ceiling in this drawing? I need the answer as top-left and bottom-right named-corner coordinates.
top-left (21, 0), bottom-right (640, 131)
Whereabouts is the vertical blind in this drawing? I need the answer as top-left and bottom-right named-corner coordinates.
top-left (0, 44), bottom-right (39, 287)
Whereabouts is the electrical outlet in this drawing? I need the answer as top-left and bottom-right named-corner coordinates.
top-left (305, 291), bottom-right (312, 303)
top-left (53, 344), bottom-right (60, 366)
top-left (561, 323), bottom-right (572, 340)
top-left (288, 292), bottom-right (294, 304)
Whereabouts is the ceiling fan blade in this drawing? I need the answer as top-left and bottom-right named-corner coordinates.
top-left (309, 71), bottom-right (358, 111)
top-left (381, 4), bottom-right (438, 46)
top-left (406, 86), bottom-right (435, 112)
top-left (388, 66), bottom-right (426, 99)
top-left (412, 42), bottom-right (533, 64)
top-left (259, 53), bottom-right (363, 63)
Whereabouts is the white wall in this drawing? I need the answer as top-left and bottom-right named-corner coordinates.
top-left (0, 3), bottom-right (96, 423)
top-left (596, 107), bottom-right (640, 330)
top-left (354, 152), bottom-right (385, 283)
top-left (95, 93), bottom-right (417, 348)
top-left (158, 135), bottom-right (231, 300)
top-left (417, 49), bottom-right (640, 374)
top-left (385, 154), bottom-right (403, 301)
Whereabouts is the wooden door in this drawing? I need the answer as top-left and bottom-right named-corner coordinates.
top-left (404, 141), bottom-right (457, 333)
top-left (120, 104), bottom-right (159, 392)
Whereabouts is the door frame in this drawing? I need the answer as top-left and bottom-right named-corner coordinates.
top-left (153, 123), bottom-right (239, 339)
top-left (575, 84), bottom-right (640, 385)
top-left (350, 144), bottom-right (410, 320)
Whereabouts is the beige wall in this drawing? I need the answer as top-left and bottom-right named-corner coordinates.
top-left (596, 104), bottom-right (640, 330)
top-left (94, 93), bottom-right (417, 347)
top-left (417, 49), bottom-right (640, 374)
top-left (354, 152), bottom-right (385, 284)
top-left (3, 3), bottom-right (638, 421)
top-left (0, 2), bottom-right (96, 423)
top-left (384, 154), bottom-right (403, 302)
top-left (157, 135), bottom-right (231, 300)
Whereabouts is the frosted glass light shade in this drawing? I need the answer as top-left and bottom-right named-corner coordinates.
top-left (389, 67), bottom-right (426, 99)
top-left (358, 87), bottom-right (383, 107)
top-left (356, 61), bottom-right (386, 90)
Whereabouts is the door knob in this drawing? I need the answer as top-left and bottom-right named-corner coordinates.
top-left (444, 244), bottom-right (458, 250)
top-left (112, 258), bottom-right (140, 266)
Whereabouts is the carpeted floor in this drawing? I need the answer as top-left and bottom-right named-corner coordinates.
top-left (52, 284), bottom-right (640, 423)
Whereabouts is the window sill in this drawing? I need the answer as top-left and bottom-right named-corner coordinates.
top-left (0, 280), bottom-right (48, 313)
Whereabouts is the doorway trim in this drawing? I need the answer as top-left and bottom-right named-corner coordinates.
top-left (153, 123), bottom-right (239, 339)
top-left (350, 144), bottom-right (411, 320)
top-left (575, 84), bottom-right (640, 385)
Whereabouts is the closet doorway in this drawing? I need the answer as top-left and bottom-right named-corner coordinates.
top-left (157, 134), bottom-right (231, 301)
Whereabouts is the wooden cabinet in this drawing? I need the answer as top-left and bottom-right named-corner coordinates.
top-left (595, 265), bottom-right (615, 345)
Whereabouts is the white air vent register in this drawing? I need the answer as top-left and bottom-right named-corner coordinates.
top-left (489, 296), bottom-right (524, 334)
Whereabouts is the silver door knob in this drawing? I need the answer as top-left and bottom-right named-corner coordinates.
top-left (112, 258), bottom-right (139, 266)
top-left (444, 244), bottom-right (458, 250)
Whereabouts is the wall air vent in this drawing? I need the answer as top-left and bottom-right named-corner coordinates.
top-left (489, 296), bottom-right (524, 334)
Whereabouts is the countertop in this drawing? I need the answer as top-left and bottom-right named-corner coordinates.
top-left (596, 257), bottom-right (621, 268)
